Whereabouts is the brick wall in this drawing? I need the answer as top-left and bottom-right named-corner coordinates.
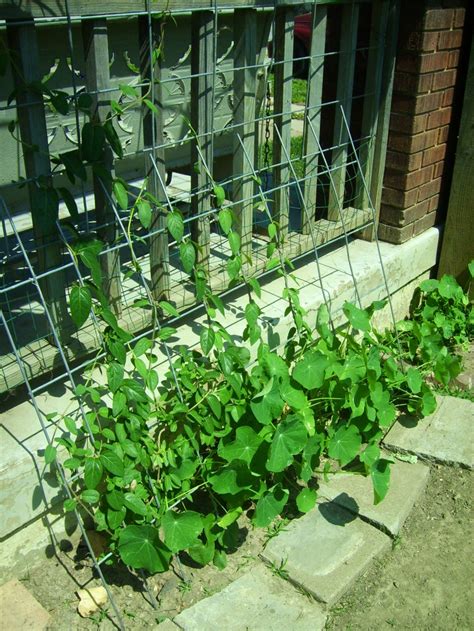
top-left (378, 0), bottom-right (469, 244)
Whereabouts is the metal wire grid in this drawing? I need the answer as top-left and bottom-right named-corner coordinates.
top-left (0, 1), bottom-right (401, 626)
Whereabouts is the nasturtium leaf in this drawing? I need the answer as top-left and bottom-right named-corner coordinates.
top-left (371, 458), bottom-right (391, 505)
top-left (421, 389), bottom-right (437, 416)
top-left (213, 185), bottom-right (226, 207)
top-left (84, 458), bottom-right (103, 489)
top-left (263, 352), bottom-right (288, 380)
top-left (327, 425), bottom-right (361, 467)
top-left (359, 443), bottom-right (380, 469)
top-left (113, 180), bottom-right (128, 210)
top-left (343, 302), bottom-right (371, 332)
top-left (112, 391), bottom-right (127, 417)
top-left (108, 507), bottom-right (126, 530)
top-left (228, 231), bottom-right (240, 256)
top-left (266, 416), bottom-right (307, 472)
top-left (280, 382), bottom-right (308, 410)
top-left (118, 525), bottom-right (171, 573)
top-left (208, 461), bottom-right (254, 495)
top-left (137, 200), bottom-right (152, 229)
top-left (296, 487), bottom-right (317, 513)
top-left (213, 549), bottom-right (227, 570)
top-left (107, 362), bottom-right (124, 393)
top-left (124, 492), bottom-right (148, 516)
top-left (250, 379), bottom-right (284, 425)
top-left (188, 540), bottom-right (215, 567)
top-left (179, 241), bottom-right (196, 274)
top-left (218, 426), bottom-right (262, 465)
top-left (100, 450), bottom-right (124, 477)
top-left (316, 303), bottom-right (332, 340)
top-left (162, 510), bottom-right (204, 553)
top-left (44, 444), bottom-right (57, 465)
top-left (253, 484), bottom-right (289, 527)
top-left (69, 285), bottom-right (92, 329)
top-left (167, 211), bottom-right (184, 243)
top-left (200, 326), bottom-right (215, 355)
top-left (218, 208), bottom-right (232, 235)
top-left (81, 489), bottom-right (100, 504)
top-left (292, 351), bottom-right (328, 390)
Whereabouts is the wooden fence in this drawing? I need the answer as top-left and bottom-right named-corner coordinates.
top-left (0, 0), bottom-right (399, 393)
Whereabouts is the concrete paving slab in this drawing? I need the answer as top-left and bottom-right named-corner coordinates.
top-left (0, 579), bottom-right (50, 630)
top-left (173, 564), bottom-right (326, 631)
top-left (261, 502), bottom-right (389, 606)
top-left (317, 460), bottom-right (430, 536)
top-left (384, 396), bottom-right (474, 469)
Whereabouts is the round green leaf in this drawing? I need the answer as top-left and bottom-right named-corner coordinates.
top-left (266, 417), bottom-right (307, 472)
top-left (84, 458), bottom-right (103, 490)
top-left (406, 366), bottom-right (423, 394)
top-left (218, 426), bottom-right (262, 465)
top-left (167, 211), bottom-right (184, 243)
top-left (81, 489), bottom-right (100, 504)
top-left (292, 351), bottom-right (328, 390)
top-left (69, 285), bottom-right (92, 329)
top-left (179, 241), bottom-right (196, 274)
top-left (327, 425), bottom-right (361, 467)
top-left (118, 525), bottom-right (171, 573)
top-left (253, 484), bottom-right (289, 527)
top-left (162, 510), bottom-right (204, 553)
top-left (343, 302), bottom-right (371, 332)
top-left (296, 488), bottom-right (317, 513)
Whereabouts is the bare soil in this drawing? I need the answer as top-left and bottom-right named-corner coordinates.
top-left (21, 464), bottom-right (473, 630)
top-left (326, 464), bottom-right (474, 631)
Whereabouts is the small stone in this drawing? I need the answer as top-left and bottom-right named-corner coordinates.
top-left (77, 586), bottom-right (108, 617)
top-left (0, 579), bottom-right (50, 630)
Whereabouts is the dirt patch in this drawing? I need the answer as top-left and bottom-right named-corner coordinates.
top-left (21, 516), bottom-right (267, 629)
top-left (326, 464), bottom-right (474, 631)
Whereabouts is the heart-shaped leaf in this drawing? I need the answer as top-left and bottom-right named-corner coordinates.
top-left (162, 510), bottom-right (204, 553)
top-left (118, 525), bottom-right (171, 573)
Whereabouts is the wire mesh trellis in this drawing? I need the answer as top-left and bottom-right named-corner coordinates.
top-left (0, 0), bottom-right (401, 627)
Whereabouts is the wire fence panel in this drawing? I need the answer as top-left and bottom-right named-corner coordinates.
top-left (0, 0), bottom-right (396, 394)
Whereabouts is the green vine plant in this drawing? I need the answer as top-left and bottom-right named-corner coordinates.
top-left (6, 26), bottom-right (467, 578)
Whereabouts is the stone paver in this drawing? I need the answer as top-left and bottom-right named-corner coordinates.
top-left (0, 579), bottom-right (50, 630)
top-left (173, 564), bottom-right (326, 631)
top-left (384, 396), bottom-right (474, 468)
top-left (317, 460), bottom-right (430, 536)
top-left (261, 502), bottom-right (389, 606)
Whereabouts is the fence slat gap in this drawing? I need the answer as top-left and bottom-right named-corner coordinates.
top-left (327, 2), bottom-right (359, 221)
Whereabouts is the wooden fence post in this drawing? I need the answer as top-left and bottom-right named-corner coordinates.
top-left (82, 18), bottom-right (122, 315)
top-left (6, 18), bottom-right (70, 339)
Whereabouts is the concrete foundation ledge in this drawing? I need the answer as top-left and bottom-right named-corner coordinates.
top-left (0, 227), bottom-right (440, 579)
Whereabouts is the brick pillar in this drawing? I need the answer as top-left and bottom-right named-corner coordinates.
top-left (378, 1), bottom-right (468, 244)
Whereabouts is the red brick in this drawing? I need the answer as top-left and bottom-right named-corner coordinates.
top-left (432, 68), bottom-right (457, 90)
top-left (453, 8), bottom-right (466, 29)
top-left (419, 52), bottom-right (450, 73)
top-left (442, 88), bottom-right (455, 107)
top-left (423, 144), bottom-right (447, 167)
top-left (389, 112), bottom-right (427, 135)
top-left (448, 50), bottom-right (460, 68)
top-left (424, 9), bottom-right (454, 31)
top-left (417, 177), bottom-right (442, 202)
top-left (428, 194), bottom-right (440, 212)
top-left (393, 92), bottom-right (444, 115)
top-left (378, 222), bottom-right (414, 245)
top-left (386, 150), bottom-right (423, 172)
top-left (384, 165), bottom-right (433, 191)
top-left (437, 29), bottom-right (463, 50)
top-left (427, 107), bottom-right (452, 130)
top-left (433, 162), bottom-right (445, 179)
top-left (380, 200), bottom-right (431, 227)
top-left (393, 71), bottom-right (433, 94)
top-left (437, 125), bottom-right (450, 144)
top-left (396, 53), bottom-right (420, 75)
top-left (388, 128), bottom-right (438, 154)
top-left (412, 211), bottom-right (437, 237)
top-left (381, 186), bottom-right (419, 209)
